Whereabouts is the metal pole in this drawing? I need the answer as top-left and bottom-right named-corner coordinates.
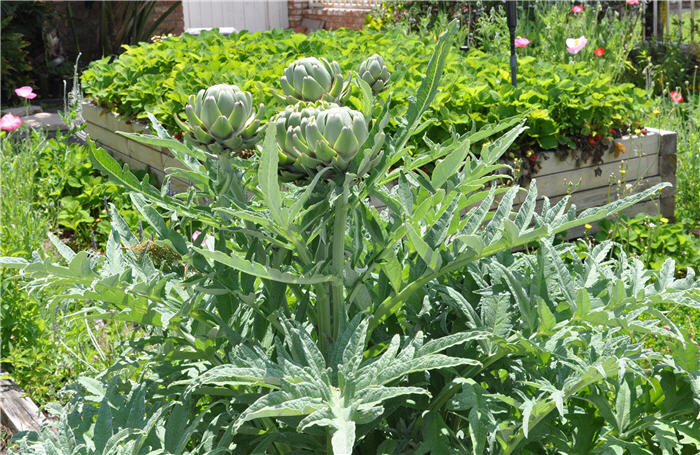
top-left (506, 0), bottom-right (518, 87)
top-left (692, 0), bottom-right (696, 44)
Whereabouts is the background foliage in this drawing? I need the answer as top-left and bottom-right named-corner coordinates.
top-left (81, 26), bottom-right (648, 155)
top-left (0, 124), bottom-right (145, 402)
top-left (7, 23), bottom-right (699, 454)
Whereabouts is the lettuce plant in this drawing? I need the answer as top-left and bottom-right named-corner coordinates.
top-left (5, 21), bottom-right (699, 454)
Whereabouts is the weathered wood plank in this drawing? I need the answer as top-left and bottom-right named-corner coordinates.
top-left (82, 102), bottom-right (148, 135)
top-left (543, 175), bottom-right (662, 212)
top-left (0, 371), bottom-right (46, 434)
top-left (524, 153), bottom-right (658, 205)
top-left (536, 132), bottom-right (660, 177)
top-left (84, 121), bottom-right (131, 158)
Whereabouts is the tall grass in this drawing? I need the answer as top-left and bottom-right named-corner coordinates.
top-left (645, 92), bottom-right (700, 225)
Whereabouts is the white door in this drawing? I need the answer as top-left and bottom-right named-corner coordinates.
top-left (182, 0), bottom-right (289, 33)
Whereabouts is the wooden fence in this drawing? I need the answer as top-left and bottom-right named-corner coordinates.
top-left (648, 0), bottom-right (697, 43)
top-left (182, 0), bottom-right (288, 33)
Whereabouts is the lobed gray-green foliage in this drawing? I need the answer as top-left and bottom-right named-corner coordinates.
top-left (4, 21), bottom-right (700, 454)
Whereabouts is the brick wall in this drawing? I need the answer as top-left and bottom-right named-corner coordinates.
top-left (288, 0), bottom-right (310, 29)
top-left (151, 1), bottom-right (185, 36)
top-left (289, 1), bottom-right (370, 31)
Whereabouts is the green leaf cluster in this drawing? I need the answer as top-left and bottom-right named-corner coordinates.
top-left (6, 21), bottom-right (698, 455)
top-left (81, 25), bottom-right (648, 153)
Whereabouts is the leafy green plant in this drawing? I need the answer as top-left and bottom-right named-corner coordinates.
top-left (595, 214), bottom-right (700, 273)
top-left (81, 24), bottom-right (648, 157)
top-left (0, 120), bottom-right (145, 403)
top-left (5, 21), bottom-right (699, 454)
top-left (97, 1), bottom-right (180, 56)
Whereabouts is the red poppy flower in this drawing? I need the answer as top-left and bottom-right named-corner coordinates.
top-left (528, 153), bottom-right (537, 163)
top-left (670, 91), bottom-right (684, 103)
top-left (571, 5), bottom-right (584, 13)
top-left (608, 128), bottom-right (616, 135)
top-left (175, 132), bottom-right (183, 140)
top-left (641, 128), bottom-right (648, 135)
top-left (588, 137), bottom-right (597, 146)
top-left (594, 47), bottom-right (605, 57)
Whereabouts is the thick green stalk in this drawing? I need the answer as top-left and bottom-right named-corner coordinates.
top-left (330, 182), bottom-right (349, 340)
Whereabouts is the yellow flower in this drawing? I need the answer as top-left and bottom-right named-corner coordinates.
top-left (585, 224), bottom-right (592, 230)
top-left (660, 217), bottom-right (669, 224)
top-left (619, 169), bottom-right (626, 175)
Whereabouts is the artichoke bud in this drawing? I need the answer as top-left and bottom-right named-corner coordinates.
top-left (177, 84), bottom-right (260, 156)
top-left (359, 54), bottom-right (390, 95)
top-left (305, 107), bottom-right (368, 171)
top-left (280, 57), bottom-right (349, 103)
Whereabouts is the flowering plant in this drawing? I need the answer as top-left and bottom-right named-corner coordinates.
top-left (514, 37), bottom-right (530, 48)
top-left (566, 36), bottom-right (588, 54)
top-left (670, 90), bottom-right (684, 103)
top-left (14, 86), bottom-right (37, 100)
top-left (0, 113), bottom-right (22, 131)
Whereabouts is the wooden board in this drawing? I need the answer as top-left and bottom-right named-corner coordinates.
top-left (0, 371), bottom-right (46, 434)
top-left (536, 132), bottom-right (660, 177)
top-left (524, 153), bottom-right (659, 205)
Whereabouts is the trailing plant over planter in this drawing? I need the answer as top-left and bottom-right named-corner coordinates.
top-left (5, 21), bottom-right (700, 454)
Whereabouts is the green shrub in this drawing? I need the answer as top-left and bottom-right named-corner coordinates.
top-left (81, 25), bottom-right (649, 155)
top-left (7, 22), bottom-right (699, 454)
top-left (0, 123), bottom-right (144, 402)
top-left (595, 214), bottom-right (700, 274)
top-left (645, 93), bottom-right (700, 225)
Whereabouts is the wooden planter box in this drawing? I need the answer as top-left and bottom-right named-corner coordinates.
top-left (81, 101), bottom-right (188, 192)
top-left (81, 101), bottom-right (676, 231)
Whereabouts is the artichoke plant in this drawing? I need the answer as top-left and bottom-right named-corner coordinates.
top-left (175, 84), bottom-right (262, 156)
top-left (280, 57), bottom-right (349, 103)
top-left (358, 54), bottom-right (390, 95)
top-left (275, 105), bottom-right (369, 177)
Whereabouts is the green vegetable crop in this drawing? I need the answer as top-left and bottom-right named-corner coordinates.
top-left (81, 26), bottom-right (649, 153)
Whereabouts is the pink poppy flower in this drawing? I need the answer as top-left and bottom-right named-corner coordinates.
top-left (670, 91), bottom-right (684, 103)
top-left (594, 47), bottom-right (605, 57)
top-left (14, 86), bottom-right (37, 100)
top-left (626, 0), bottom-right (640, 5)
top-left (566, 36), bottom-right (588, 54)
top-left (0, 113), bottom-right (22, 131)
top-left (571, 5), bottom-right (584, 13)
top-left (514, 37), bottom-right (530, 48)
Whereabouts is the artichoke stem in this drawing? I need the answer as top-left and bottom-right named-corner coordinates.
top-left (330, 181), bottom-right (349, 339)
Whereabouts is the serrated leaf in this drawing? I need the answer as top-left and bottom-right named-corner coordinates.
top-left (405, 223), bottom-right (441, 271)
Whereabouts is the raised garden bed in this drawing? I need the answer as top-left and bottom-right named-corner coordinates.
top-left (81, 101), bottom-right (187, 192)
top-left (81, 101), bottom-right (676, 230)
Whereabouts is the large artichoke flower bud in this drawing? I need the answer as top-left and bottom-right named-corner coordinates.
top-left (298, 106), bottom-right (369, 172)
top-left (274, 104), bottom-right (320, 177)
top-left (175, 84), bottom-right (262, 156)
top-left (359, 54), bottom-right (390, 95)
top-left (280, 57), bottom-right (348, 103)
